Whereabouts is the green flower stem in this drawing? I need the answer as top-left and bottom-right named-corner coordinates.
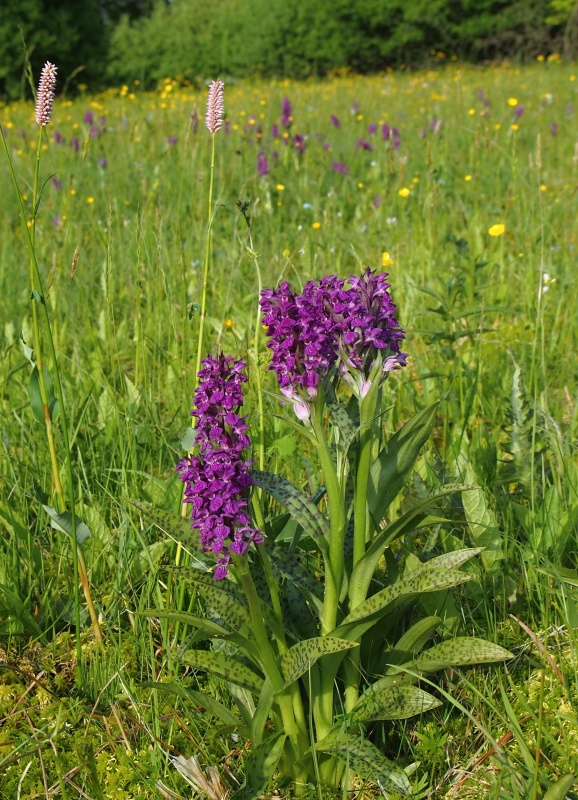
top-left (194, 132), bottom-right (217, 387)
top-left (311, 388), bottom-right (345, 636)
top-left (231, 554), bottom-right (307, 756)
top-left (1, 125), bottom-right (103, 664)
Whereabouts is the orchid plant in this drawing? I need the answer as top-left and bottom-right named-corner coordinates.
top-left (142, 267), bottom-right (512, 797)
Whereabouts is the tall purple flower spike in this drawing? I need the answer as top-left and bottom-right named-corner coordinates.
top-left (177, 354), bottom-right (262, 579)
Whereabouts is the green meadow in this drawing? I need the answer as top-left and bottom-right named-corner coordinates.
top-left (1, 61), bottom-right (578, 798)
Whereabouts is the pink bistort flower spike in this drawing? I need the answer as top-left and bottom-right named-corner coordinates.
top-left (35, 62), bottom-right (58, 127)
top-left (205, 80), bottom-right (225, 134)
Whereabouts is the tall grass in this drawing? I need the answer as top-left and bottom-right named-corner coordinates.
top-left (0, 62), bottom-right (577, 798)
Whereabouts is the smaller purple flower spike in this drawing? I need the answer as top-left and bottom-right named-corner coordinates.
top-left (381, 123), bottom-right (390, 140)
top-left (368, 123), bottom-right (377, 135)
top-left (98, 157), bottom-right (107, 168)
top-left (177, 354), bottom-right (263, 579)
top-left (83, 110), bottom-right (94, 125)
top-left (258, 151), bottom-right (270, 175)
top-left (70, 137), bottom-right (80, 152)
top-left (356, 138), bottom-right (373, 151)
top-left (293, 134), bottom-right (306, 152)
top-left (165, 136), bottom-right (178, 146)
top-left (332, 161), bottom-right (349, 175)
top-left (53, 130), bottom-right (64, 144)
top-left (373, 194), bottom-right (382, 210)
top-left (281, 97), bottom-right (292, 128)
top-left (550, 122), bottom-right (558, 135)
top-left (513, 104), bottom-right (524, 119)
top-left (330, 114), bottom-right (340, 128)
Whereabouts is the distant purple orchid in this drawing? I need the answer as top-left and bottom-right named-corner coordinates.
top-left (293, 134), bottom-right (306, 152)
top-left (89, 125), bottom-right (102, 138)
top-left (368, 123), bottom-right (377, 135)
top-left (53, 130), bottom-right (63, 144)
top-left (258, 151), bottom-right (270, 175)
top-left (356, 138), bottom-right (373, 151)
top-left (281, 97), bottom-right (292, 128)
top-left (373, 195), bottom-right (382, 210)
top-left (330, 114), bottom-right (340, 128)
top-left (98, 157), bottom-right (107, 168)
top-left (51, 177), bottom-right (62, 191)
top-left (513, 104), bottom-right (525, 119)
top-left (550, 122), bottom-right (558, 135)
top-left (165, 136), bottom-right (178, 146)
top-left (381, 123), bottom-right (390, 140)
top-left (83, 110), bottom-right (94, 125)
top-left (332, 161), bottom-right (349, 175)
top-left (70, 137), bottom-right (80, 152)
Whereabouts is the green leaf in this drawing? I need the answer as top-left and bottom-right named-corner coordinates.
top-left (409, 637), bottom-right (513, 673)
top-left (338, 567), bottom-right (473, 635)
top-left (235, 734), bottom-right (286, 800)
top-left (42, 504), bottom-right (91, 546)
top-left (379, 616), bottom-right (441, 674)
top-left (326, 394), bottom-right (358, 453)
top-left (251, 470), bottom-right (330, 555)
top-left (181, 650), bottom-right (264, 693)
top-left (278, 637), bottom-right (358, 689)
top-left (542, 774), bottom-right (575, 800)
top-left (352, 683), bottom-right (441, 721)
top-left (130, 500), bottom-right (204, 556)
top-left (458, 457), bottom-right (503, 573)
top-left (250, 677), bottom-right (275, 746)
top-left (266, 541), bottom-right (323, 599)
top-left (367, 402), bottom-right (438, 533)
top-left (28, 365), bottom-right (59, 424)
top-left (351, 484), bottom-right (467, 599)
top-left (137, 608), bottom-right (228, 637)
top-left (143, 681), bottom-right (240, 727)
top-left (168, 567), bottom-right (250, 629)
top-left (316, 733), bottom-right (411, 795)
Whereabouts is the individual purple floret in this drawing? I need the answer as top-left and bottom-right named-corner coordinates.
top-left (177, 354), bottom-right (262, 579)
top-left (260, 269), bottom-right (407, 411)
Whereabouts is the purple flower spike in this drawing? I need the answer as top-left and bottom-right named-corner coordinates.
top-left (98, 157), bottom-right (107, 168)
top-left (53, 130), bottom-right (63, 144)
top-left (356, 138), bottom-right (373, 151)
top-left (177, 354), bottom-right (262, 579)
top-left (381, 123), bottom-right (390, 140)
top-left (550, 122), bottom-right (558, 135)
top-left (332, 161), bottom-right (349, 175)
top-left (330, 114), bottom-right (340, 128)
top-left (281, 97), bottom-right (292, 128)
top-left (293, 134), bottom-right (306, 152)
top-left (258, 151), bottom-right (270, 175)
top-left (70, 137), bottom-right (80, 152)
top-left (51, 177), bottom-right (62, 191)
top-left (373, 194), bottom-right (382, 210)
top-left (271, 123), bottom-right (279, 138)
top-left (368, 123), bottom-right (377, 135)
top-left (260, 268), bottom-right (407, 405)
top-left (83, 110), bottom-right (94, 125)
top-left (513, 104), bottom-right (524, 119)
top-left (165, 135), bottom-right (178, 146)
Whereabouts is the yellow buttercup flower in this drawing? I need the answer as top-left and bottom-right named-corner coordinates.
top-left (508, 97), bottom-right (518, 107)
top-left (398, 187), bottom-right (410, 198)
top-left (381, 252), bottom-right (395, 267)
top-left (488, 223), bottom-right (505, 237)
top-left (312, 221), bottom-right (321, 229)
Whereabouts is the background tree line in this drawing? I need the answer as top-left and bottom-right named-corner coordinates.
top-left (2, 0), bottom-right (578, 98)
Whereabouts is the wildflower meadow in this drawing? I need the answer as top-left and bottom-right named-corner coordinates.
top-left (1, 59), bottom-right (578, 800)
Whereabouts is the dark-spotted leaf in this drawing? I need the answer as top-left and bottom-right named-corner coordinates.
top-left (279, 637), bottom-right (358, 688)
top-left (251, 470), bottom-right (329, 554)
top-left (316, 733), bottom-right (411, 795)
top-left (167, 566), bottom-right (250, 629)
top-left (143, 681), bottom-right (240, 727)
top-left (352, 683), bottom-right (441, 721)
top-left (235, 734), bottom-right (286, 800)
top-left (181, 650), bottom-right (263, 693)
top-left (409, 637), bottom-right (514, 673)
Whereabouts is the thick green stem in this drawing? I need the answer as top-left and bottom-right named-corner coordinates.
top-left (232, 555), bottom-right (307, 759)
